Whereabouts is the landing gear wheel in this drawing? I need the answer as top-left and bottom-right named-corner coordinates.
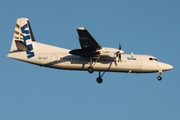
top-left (87, 67), bottom-right (94, 74)
top-left (157, 76), bottom-right (162, 81)
top-left (96, 77), bottom-right (103, 84)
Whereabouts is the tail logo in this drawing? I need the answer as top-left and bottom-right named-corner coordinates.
top-left (21, 23), bottom-right (35, 59)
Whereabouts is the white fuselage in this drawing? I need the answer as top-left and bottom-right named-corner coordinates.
top-left (7, 17), bottom-right (173, 84)
top-left (7, 42), bottom-right (173, 73)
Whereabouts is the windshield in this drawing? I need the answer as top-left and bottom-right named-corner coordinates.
top-left (149, 58), bottom-right (158, 61)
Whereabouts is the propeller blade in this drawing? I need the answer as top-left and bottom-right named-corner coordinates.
top-left (118, 54), bottom-right (121, 60)
top-left (119, 43), bottom-right (122, 50)
top-left (117, 43), bottom-right (122, 62)
top-left (118, 54), bottom-right (121, 62)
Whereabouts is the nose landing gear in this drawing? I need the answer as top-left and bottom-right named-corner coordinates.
top-left (157, 76), bottom-right (162, 81)
top-left (157, 70), bottom-right (163, 81)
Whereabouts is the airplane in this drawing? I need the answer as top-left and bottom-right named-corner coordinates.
top-left (7, 18), bottom-right (173, 84)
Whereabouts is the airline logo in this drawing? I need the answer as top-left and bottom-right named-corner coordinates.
top-left (21, 23), bottom-right (35, 59)
top-left (127, 56), bottom-right (136, 60)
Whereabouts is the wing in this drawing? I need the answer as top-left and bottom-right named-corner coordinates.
top-left (69, 27), bottom-right (102, 57)
top-left (77, 27), bottom-right (102, 50)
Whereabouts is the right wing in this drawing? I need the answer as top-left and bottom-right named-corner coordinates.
top-left (77, 27), bottom-right (102, 50)
top-left (69, 27), bottom-right (102, 57)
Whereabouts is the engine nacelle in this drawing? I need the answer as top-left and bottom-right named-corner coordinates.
top-left (69, 47), bottom-right (124, 58)
top-left (97, 48), bottom-right (124, 58)
top-left (97, 51), bottom-right (115, 58)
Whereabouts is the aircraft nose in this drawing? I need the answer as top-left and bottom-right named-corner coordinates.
top-left (164, 63), bottom-right (173, 70)
top-left (168, 64), bottom-right (173, 70)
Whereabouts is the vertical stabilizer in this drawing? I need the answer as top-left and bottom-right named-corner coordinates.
top-left (9, 18), bottom-right (36, 59)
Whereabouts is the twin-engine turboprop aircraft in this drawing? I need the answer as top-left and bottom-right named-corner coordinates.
top-left (7, 18), bottom-right (173, 84)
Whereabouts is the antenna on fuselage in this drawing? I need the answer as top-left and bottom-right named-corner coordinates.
top-left (131, 52), bottom-right (134, 58)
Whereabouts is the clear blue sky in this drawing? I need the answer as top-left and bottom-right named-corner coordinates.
top-left (1, 1), bottom-right (179, 120)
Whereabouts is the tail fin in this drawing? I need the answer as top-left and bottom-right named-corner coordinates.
top-left (9, 18), bottom-right (36, 58)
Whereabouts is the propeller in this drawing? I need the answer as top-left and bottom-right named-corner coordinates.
top-left (115, 43), bottom-right (124, 62)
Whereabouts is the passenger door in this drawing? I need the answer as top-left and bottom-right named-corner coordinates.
top-left (137, 60), bottom-right (142, 69)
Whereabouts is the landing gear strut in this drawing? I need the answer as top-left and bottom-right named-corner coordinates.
top-left (87, 57), bottom-right (100, 74)
top-left (96, 71), bottom-right (105, 84)
top-left (157, 70), bottom-right (163, 81)
top-left (87, 57), bottom-right (94, 73)
top-left (86, 57), bottom-right (105, 84)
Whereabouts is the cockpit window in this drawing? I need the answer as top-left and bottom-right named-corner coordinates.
top-left (149, 58), bottom-right (158, 61)
top-left (154, 58), bottom-right (158, 61)
top-left (149, 58), bottom-right (153, 60)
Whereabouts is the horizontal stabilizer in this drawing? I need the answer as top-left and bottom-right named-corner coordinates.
top-left (15, 40), bottom-right (32, 51)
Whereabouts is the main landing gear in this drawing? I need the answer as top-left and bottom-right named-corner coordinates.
top-left (87, 67), bottom-right (94, 74)
top-left (87, 67), bottom-right (105, 84)
top-left (87, 57), bottom-right (100, 74)
top-left (96, 71), bottom-right (105, 84)
top-left (87, 68), bottom-right (105, 84)
top-left (157, 70), bottom-right (163, 81)
top-left (87, 57), bottom-right (105, 84)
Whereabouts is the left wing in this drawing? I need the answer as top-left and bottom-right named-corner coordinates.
top-left (69, 27), bottom-right (102, 57)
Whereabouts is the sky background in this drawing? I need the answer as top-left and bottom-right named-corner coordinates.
top-left (0, 0), bottom-right (180, 120)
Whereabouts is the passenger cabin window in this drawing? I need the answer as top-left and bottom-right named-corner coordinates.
top-left (149, 58), bottom-right (158, 61)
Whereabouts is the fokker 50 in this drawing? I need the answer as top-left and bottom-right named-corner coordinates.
top-left (7, 18), bottom-right (173, 84)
